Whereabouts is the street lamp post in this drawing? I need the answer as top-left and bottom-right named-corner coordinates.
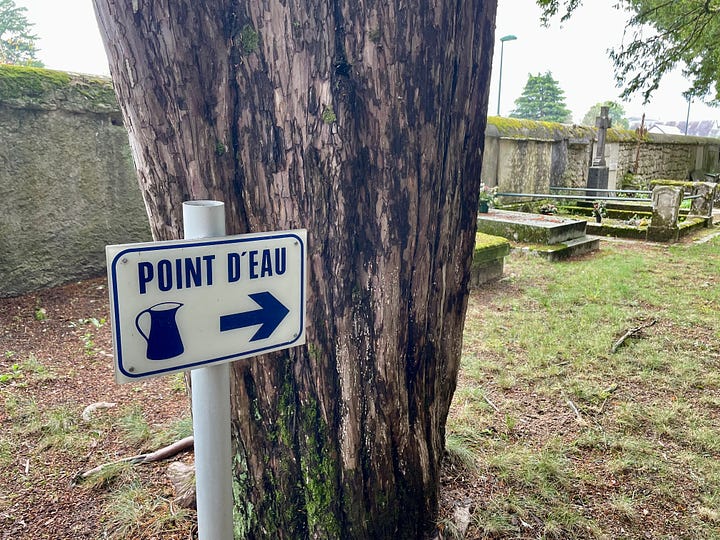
top-left (497, 34), bottom-right (517, 116)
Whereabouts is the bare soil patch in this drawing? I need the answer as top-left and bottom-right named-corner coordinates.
top-left (1, 277), bottom-right (192, 539)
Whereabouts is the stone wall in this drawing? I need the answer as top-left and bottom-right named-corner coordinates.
top-left (482, 117), bottom-right (720, 193)
top-left (3, 66), bottom-right (719, 297)
top-left (0, 66), bottom-right (150, 298)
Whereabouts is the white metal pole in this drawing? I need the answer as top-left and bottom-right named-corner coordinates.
top-left (182, 200), bottom-right (233, 540)
top-left (497, 39), bottom-right (505, 116)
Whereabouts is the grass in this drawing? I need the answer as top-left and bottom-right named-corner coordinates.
top-left (102, 481), bottom-right (194, 540)
top-left (448, 233), bottom-right (720, 538)
top-left (2, 386), bottom-right (194, 536)
top-left (118, 404), bottom-right (193, 449)
top-left (0, 354), bottom-right (56, 385)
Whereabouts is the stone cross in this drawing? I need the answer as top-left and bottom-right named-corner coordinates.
top-left (593, 106), bottom-right (612, 166)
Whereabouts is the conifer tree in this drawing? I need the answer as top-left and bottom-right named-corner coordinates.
top-left (510, 71), bottom-right (572, 123)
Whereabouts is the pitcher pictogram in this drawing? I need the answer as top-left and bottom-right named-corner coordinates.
top-left (135, 302), bottom-right (185, 360)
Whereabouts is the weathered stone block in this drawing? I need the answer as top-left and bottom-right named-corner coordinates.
top-left (647, 185), bottom-right (682, 242)
top-left (689, 182), bottom-right (717, 220)
top-left (477, 209), bottom-right (587, 245)
top-left (470, 233), bottom-right (510, 288)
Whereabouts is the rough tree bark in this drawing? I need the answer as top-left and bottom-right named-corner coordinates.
top-left (93, 0), bottom-right (497, 537)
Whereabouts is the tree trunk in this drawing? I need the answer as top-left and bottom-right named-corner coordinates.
top-left (93, 0), bottom-right (497, 537)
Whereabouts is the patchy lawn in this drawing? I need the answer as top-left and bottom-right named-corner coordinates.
top-left (2, 227), bottom-right (719, 539)
top-left (441, 231), bottom-right (720, 539)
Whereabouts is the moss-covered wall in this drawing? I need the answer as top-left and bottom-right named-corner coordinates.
top-left (482, 116), bottom-right (720, 195)
top-left (3, 68), bottom-right (718, 296)
top-left (0, 66), bottom-right (150, 298)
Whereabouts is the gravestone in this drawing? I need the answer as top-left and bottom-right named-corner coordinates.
top-left (647, 186), bottom-right (682, 241)
top-left (587, 106), bottom-right (611, 197)
top-left (689, 182), bottom-right (717, 222)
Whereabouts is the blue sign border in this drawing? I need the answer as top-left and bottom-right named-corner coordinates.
top-left (109, 232), bottom-right (305, 379)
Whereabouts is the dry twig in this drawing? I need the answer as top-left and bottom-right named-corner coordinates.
top-left (483, 394), bottom-right (500, 413)
top-left (611, 319), bottom-right (657, 353)
top-left (76, 435), bottom-right (194, 481)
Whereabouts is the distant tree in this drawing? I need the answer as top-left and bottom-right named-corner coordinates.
top-left (0, 0), bottom-right (42, 67)
top-left (536, 0), bottom-right (720, 104)
top-left (510, 71), bottom-right (572, 123)
top-left (581, 101), bottom-right (630, 129)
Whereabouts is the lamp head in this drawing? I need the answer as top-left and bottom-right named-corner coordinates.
top-left (500, 34), bottom-right (517, 42)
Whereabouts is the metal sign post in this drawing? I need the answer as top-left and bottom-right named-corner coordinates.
top-left (183, 200), bottom-right (233, 540)
top-left (105, 200), bottom-right (307, 540)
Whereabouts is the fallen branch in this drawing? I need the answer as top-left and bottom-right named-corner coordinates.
top-left (76, 435), bottom-right (194, 482)
top-left (611, 319), bottom-right (657, 353)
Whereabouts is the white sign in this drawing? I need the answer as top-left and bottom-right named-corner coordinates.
top-left (106, 230), bottom-right (306, 383)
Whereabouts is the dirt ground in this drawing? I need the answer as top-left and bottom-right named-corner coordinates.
top-left (0, 277), bottom-right (192, 539)
top-left (1, 277), bottom-right (469, 539)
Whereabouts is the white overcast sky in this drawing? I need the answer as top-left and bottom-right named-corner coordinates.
top-left (15, 0), bottom-right (720, 124)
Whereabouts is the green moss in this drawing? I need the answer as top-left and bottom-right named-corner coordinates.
top-left (586, 222), bottom-right (649, 240)
top-left (477, 219), bottom-right (551, 244)
top-left (487, 116), bottom-right (594, 141)
top-left (321, 106), bottom-right (337, 124)
top-left (486, 115), bottom-right (720, 145)
top-left (0, 65), bottom-right (71, 99)
top-left (215, 141), bottom-right (227, 156)
top-left (475, 232), bottom-right (510, 250)
top-left (678, 217), bottom-right (707, 231)
top-left (605, 127), bottom-right (642, 143)
top-left (239, 25), bottom-right (259, 54)
top-left (369, 28), bottom-right (381, 43)
top-left (232, 453), bottom-right (256, 537)
top-left (0, 64), bottom-right (118, 112)
top-left (473, 233), bottom-right (510, 264)
top-left (649, 179), bottom-right (695, 188)
top-left (299, 399), bottom-right (341, 537)
top-left (70, 78), bottom-right (117, 107)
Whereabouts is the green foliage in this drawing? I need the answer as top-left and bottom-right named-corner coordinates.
top-left (0, 354), bottom-right (54, 384)
top-left (509, 71), bottom-right (572, 123)
top-left (611, 0), bottom-right (720, 102)
top-left (0, 0), bottom-right (42, 67)
top-left (0, 362), bottom-right (22, 383)
top-left (478, 182), bottom-right (497, 203)
top-left (581, 100), bottom-right (630, 129)
top-left (536, 0), bottom-right (720, 104)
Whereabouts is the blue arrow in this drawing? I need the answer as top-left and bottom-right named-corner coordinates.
top-left (219, 292), bottom-right (289, 341)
